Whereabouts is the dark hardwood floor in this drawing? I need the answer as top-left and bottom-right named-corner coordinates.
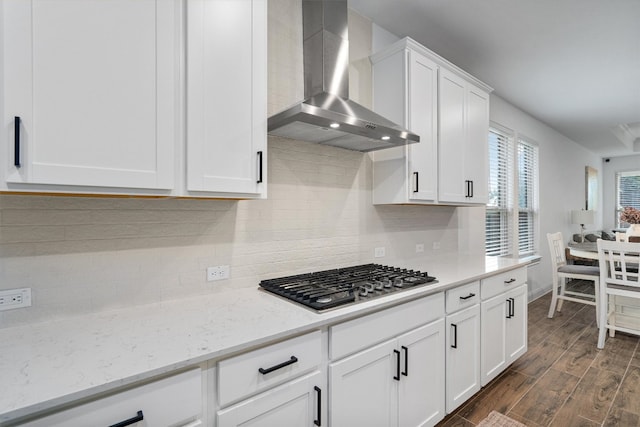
top-left (438, 284), bottom-right (640, 426)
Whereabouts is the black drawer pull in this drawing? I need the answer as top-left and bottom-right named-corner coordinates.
top-left (401, 345), bottom-right (408, 376)
top-left (460, 293), bottom-right (476, 300)
top-left (504, 278), bottom-right (516, 284)
top-left (258, 356), bottom-right (298, 375)
top-left (109, 410), bottom-right (143, 427)
top-left (451, 323), bottom-right (458, 348)
top-left (314, 386), bottom-right (322, 426)
top-left (393, 349), bottom-right (401, 380)
top-left (257, 151), bottom-right (263, 183)
top-left (14, 116), bottom-right (21, 167)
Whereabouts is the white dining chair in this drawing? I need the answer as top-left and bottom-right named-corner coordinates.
top-left (547, 232), bottom-right (600, 322)
top-left (596, 239), bottom-right (640, 349)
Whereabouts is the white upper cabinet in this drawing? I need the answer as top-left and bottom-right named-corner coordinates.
top-left (371, 42), bottom-right (438, 204)
top-left (186, 0), bottom-right (267, 198)
top-left (2, 0), bottom-right (178, 193)
top-left (371, 37), bottom-right (491, 206)
top-left (439, 70), bottom-right (490, 205)
top-left (1, 0), bottom-right (267, 199)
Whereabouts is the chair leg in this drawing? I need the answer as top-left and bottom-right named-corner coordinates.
top-left (557, 278), bottom-right (566, 312)
top-left (548, 277), bottom-right (559, 318)
top-left (597, 288), bottom-right (607, 349)
top-left (609, 295), bottom-right (616, 338)
top-left (594, 279), bottom-right (599, 328)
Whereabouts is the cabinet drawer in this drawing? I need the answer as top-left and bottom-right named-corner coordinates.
top-left (446, 281), bottom-right (480, 313)
top-left (218, 331), bottom-right (321, 407)
top-left (330, 293), bottom-right (445, 360)
top-left (481, 267), bottom-right (527, 300)
top-left (20, 369), bottom-right (202, 427)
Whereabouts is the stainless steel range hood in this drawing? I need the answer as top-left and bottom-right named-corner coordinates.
top-left (268, 0), bottom-right (419, 152)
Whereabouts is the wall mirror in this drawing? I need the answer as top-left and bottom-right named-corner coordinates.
top-left (585, 166), bottom-right (598, 210)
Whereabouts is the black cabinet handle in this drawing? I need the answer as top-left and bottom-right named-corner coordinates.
top-left (401, 345), bottom-right (408, 376)
top-left (460, 293), bottom-right (476, 300)
top-left (393, 349), bottom-right (401, 380)
top-left (470, 180), bottom-right (474, 198)
top-left (14, 116), bottom-right (21, 168)
top-left (109, 410), bottom-right (143, 427)
top-left (256, 151), bottom-right (263, 183)
top-left (509, 297), bottom-right (515, 317)
top-left (465, 180), bottom-right (472, 198)
top-left (504, 278), bottom-right (516, 284)
top-left (413, 171), bottom-right (419, 193)
top-left (258, 356), bottom-right (298, 375)
top-left (506, 299), bottom-right (513, 319)
top-left (451, 324), bottom-right (458, 348)
top-left (314, 386), bottom-right (322, 426)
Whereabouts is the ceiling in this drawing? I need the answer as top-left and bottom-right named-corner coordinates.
top-left (349, 0), bottom-right (640, 158)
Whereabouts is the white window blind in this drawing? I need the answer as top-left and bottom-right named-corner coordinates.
top-left (616, 171), bottom-right (640, 227)
top-left (485, 128), bottom-right (513, 256)
top-left (517, 138), bottom-right (538, 256)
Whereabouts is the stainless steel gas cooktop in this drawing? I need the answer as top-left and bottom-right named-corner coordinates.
top-left (259, 264), bottom-right (437, 311)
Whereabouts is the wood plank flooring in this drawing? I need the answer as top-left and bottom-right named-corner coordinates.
top-left (438, 288), bottom-right (640, 426)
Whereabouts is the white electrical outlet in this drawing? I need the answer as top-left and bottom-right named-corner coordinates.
top-left (207, 265), bottom-right (230, 282)
top-left (374, 247), bottom-right (386, 258)
top-left (0, 288), bottom-right (32, 311)
top-left (416, 243), bottom-right (425, 253)
top-left (433, 241), bottom-right (441, 250)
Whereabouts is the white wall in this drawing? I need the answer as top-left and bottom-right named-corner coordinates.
top-left (489, 95), bottom-right (602, 299)
top-left (602, 154), bottom-right (640, 230)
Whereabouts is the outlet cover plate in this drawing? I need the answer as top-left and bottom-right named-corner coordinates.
top-left (0, 288), bottom-right (32, 311)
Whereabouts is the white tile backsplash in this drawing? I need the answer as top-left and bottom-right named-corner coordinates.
top-left (0, 1), bottom-right (462, 327)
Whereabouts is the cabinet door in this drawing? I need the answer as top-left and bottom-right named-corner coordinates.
top-left (506, 284), bottom-right (528, 363)
top-left (438, 68), bottom-right (466, 204)
top-left (218, 371), bottom-right (324, 427)
top-left (464, 83), bottom-right (490, 203)
top-left (407, 51), bottom-right (438, 202)
top-left (186, 0), bottom-right (267, 196)
top-left (446, 304), bottom-right (481, 413)
top-left (480, 294), bottom-right (508, 386)
top-left (330, 339), bottom-right (398, 427)
top-left (3, 0), bottom-right (177, 190)
top-left (398, 319), bottom-right (446, 427)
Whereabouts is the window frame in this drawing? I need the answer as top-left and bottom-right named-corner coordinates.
top-left (616, 170), bottom-right (640, 228)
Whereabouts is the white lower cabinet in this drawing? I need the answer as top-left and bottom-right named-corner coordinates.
top-left (329, 293), bottom-right (446, 427)
top-left (445, 287), bottom-right (481, 413)
top-left (19, 369), bottom-right (203, 427)
top-left (481, 283), bottom-right (528, 386)
top-left (217, 371), bottom-right (324, 427)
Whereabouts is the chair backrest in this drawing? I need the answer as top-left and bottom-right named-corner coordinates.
top-left (597, 239), bottom-right (640, 288)
top-left (547, 232), bottom-right (567, 270)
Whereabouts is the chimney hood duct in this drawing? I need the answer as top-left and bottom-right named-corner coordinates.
top-left (268, 0), bottom-right (419, 152)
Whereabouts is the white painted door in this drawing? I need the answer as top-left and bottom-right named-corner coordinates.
top-left (3, 0), bottom-right (177, 190)
top-left (330, 339), bottom-right (398, 427)
top-left (438, 68), bottom-right (466, 204)
top-left (506, 284), bottom-right (528, 363)
top-left (217, 371), bottom-right (324, 427)
top-left (407, 51), bottom-right (438, 202)
top-left (398, 319), bottom-right (446, 427)
top-left (186, 0), bottom-right (267, 196)
top-left (464, 83), bottom-right (490, 203)
top-left (446, 304), bottom-right (481, 413)
top-left (480, 293), bottom-right (508, 386)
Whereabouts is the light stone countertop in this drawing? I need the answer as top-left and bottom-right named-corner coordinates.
top-left (0, 253), bottom-right (533, 423)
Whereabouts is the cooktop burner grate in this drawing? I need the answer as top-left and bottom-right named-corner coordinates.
top-left (259, 264), bottom-right (437, 311)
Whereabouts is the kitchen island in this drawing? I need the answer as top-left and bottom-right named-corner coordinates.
top-left (0, 253), bottom-right (535, 426)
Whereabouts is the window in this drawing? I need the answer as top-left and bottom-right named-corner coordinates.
top-left (616, 171), bottom-right (640, 228)
top-left (486, 128), bottom-right (513, 256)
top-left (517, 138), bottom-right (538, 256)
top-left (485, 126), bottom-right (539, 257)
